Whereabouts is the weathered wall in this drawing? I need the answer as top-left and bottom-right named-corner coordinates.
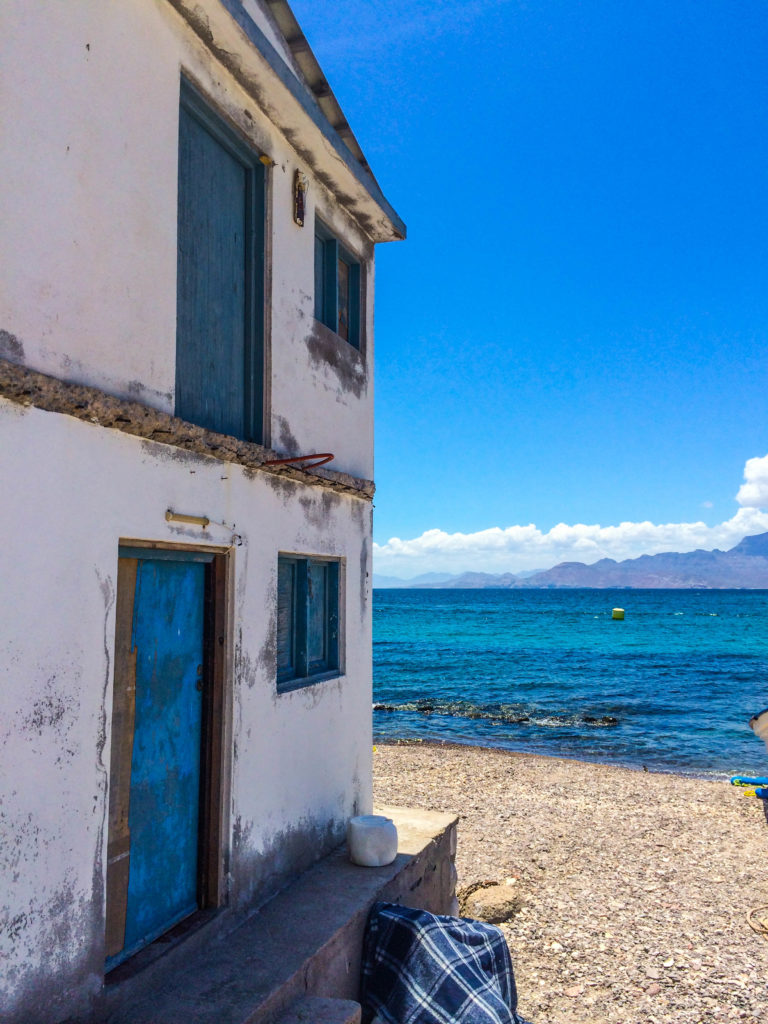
top-left (0, 1), bottom-right (401, 1016)
top-left (0, 401), bottom-right (374, 1022)
top-left (0, 0), bottom-right (376, 479)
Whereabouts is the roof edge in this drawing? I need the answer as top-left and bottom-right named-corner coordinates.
top-left (260, 1), bottom-right (376, 179)
top-left (169, 0), bottom-right (405, 241)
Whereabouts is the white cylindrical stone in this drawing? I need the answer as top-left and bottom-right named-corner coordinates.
top-left (347, 814), bottom-right (398, 867)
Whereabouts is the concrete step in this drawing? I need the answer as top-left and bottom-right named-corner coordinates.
top-left (274, 996), bottom-right (361, 1024)
top-left (105, 806), bottom-right (457, 1024)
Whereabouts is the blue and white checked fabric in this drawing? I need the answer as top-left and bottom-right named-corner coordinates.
top-left (361, 901), bottom-right (532, 1024)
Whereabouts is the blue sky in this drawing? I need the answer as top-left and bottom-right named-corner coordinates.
top-left (291, 0), bottom-right (768, 575)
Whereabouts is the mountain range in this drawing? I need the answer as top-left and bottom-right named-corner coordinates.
top-left (373, 531), bottom-right (768, 590)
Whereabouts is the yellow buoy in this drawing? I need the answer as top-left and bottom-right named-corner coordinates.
top-left (612, 608), bottom-right (625, 620)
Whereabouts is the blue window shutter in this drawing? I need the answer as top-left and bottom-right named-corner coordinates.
top-left (295, 560), bottom-right (309, 679)
top-left (326, 561), bottom-right (340, 670)
top-left (276, 558), bottom-right (296, 683)
top-left (307, 561), bottom-right (327, 672)
top-left (314, 233), bottom-right (325, 321)
top-left (347, 261), bottom-right (361, 350)
top-left (323, 238), bottom-right (339, 333)
top-left (176, 80), bottom-right (264, 443)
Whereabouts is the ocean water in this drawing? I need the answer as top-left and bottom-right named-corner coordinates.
top-left (372, 588), bottom-right (768, 777)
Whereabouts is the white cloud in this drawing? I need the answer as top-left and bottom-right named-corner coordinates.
top-left (736, 454), bottom-right (768, 509)
top-left (373, 509), bottom-right (768, 576)
top-left (374, 455), bottom-right (768, 577)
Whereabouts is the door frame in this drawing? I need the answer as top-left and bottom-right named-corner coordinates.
top-left (105, 540), bottom-right (232, 971)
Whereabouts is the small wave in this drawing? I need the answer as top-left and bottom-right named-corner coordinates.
top-left (373, 698), bottom-right (619, 728)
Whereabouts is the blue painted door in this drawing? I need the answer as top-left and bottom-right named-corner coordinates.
top-left (112, 558), bottom-right (205, 966)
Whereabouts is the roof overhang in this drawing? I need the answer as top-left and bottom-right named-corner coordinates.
top-left (165, 0), bottom-right (406, 242)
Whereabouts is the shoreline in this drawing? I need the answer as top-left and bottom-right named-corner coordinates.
top-left (373, 740), bottom-right (768, 1023)
top-left (373, 735), bottom-right (738, 782)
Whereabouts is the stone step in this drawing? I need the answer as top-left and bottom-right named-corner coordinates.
top-left (274, 996), bottom-right (361, 1024)
top-left (104, 806), bottom-right (457, 1024)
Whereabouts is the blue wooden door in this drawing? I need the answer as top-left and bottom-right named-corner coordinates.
top-left (110, 558), bottom-right (206, 967)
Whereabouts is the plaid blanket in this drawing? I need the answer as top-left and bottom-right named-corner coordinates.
top-left (361, 901), bottom-right (532, 1024)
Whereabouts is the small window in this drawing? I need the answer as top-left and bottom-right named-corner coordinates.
top-left (277, 555), bottom-right (340, 691)
top-left (314, 221), bottom-right (361, 348)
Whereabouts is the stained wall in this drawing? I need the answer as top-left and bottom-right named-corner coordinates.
top-left (0, 0), bottom-right (399, 1018)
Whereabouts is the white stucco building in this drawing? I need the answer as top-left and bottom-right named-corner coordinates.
top-left (0, 2), bottom-right (405, 1019)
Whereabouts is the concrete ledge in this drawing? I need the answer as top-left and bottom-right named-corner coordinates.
top-left (0, 359), bottom-right (374, 500)
top-left (105, 807), bottom-right (457, 1024)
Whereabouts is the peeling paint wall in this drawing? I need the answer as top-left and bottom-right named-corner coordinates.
top-left (0, 0), bottom-right (377, 479)
top-left (0, 402), bottom-right (374, 1021)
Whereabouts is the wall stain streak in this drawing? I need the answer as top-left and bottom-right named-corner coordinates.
top-left (18, 674), bottom-right (80, 766)
top-left (127, 379), bottom-right (173, 408)
top-left (258, 607), bottom-right (277, 683)
top-left (360, 536), bottom-right (370, 623)
top-left (231, 815), bottom-right (344, 914)
top-left (274, 414), bottom-right (299, 456)
top-left (0, 330), bottom-right (24, 364)
top-left (235, 624), bottom-right (258, 691)
top-left (0, 876), bottom-right (103, 1024)
top-left (23, 683), bottom-right (70, 734)
top-left (298, 489), bottom-right (342, 530)
top-left (305, 322), bottom-right (367, 399)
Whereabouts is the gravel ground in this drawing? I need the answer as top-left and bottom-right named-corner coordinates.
top-left (373, 741), bottom-right (768, 1024)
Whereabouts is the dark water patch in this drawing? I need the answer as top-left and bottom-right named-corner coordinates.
top-left (373, 698), bottom-right (619, 729)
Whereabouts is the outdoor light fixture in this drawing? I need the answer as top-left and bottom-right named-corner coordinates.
top-left (165, 509), bottom-right (210, 528)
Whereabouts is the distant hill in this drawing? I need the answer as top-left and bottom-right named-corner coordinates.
top-left (373, 532), bottom-right (768, 590)
top-left (373, 569), bottom-right (544, 588)
top-left (729, 532), bottom-right (768, 557)
top-left (372, 571), bottom-right (456, 588)
top-left (413, 571), bottom-right (521, 589)
top-left (522, 531), bottom-right (768, 588)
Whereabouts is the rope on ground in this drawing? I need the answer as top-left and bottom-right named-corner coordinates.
top-left (747, 906), bottom-right (768, 940)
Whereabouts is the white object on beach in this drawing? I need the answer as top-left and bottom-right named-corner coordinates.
top-left (347, 814), bottom-right (399, 867)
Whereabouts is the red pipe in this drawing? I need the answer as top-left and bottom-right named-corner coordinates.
top-left (262, 452), bottom-right (334, 469)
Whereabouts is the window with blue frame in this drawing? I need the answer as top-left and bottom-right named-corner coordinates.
top-left (277, 555), bottom-right (341, 690)
top-left (314, 220), bottom-right (361, 349)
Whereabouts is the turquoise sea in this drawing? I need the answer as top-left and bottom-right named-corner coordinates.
top-left (372, 588), bottom-right (768, 777)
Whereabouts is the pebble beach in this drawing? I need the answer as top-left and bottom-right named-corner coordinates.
top-left (373, 741), bottom-right (768, 1024)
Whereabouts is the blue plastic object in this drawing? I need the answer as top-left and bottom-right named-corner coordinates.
top-left (730, 775), bottom-right (768, 787)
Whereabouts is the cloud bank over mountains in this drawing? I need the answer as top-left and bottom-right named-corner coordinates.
top-left (374, 456), bottom-right (768, 577)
